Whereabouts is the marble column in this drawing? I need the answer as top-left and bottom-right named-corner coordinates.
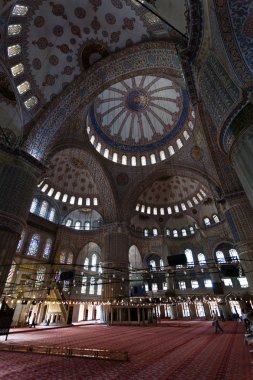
top-left (0, 147), bottom-right (43, 297)
top-left (230, 120), bottom-right (253, 208)
top-left (224, 194), bottom-right (253, 293)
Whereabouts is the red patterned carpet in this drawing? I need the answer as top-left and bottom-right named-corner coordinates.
top-left (0, 321), bottom-right (252, 380)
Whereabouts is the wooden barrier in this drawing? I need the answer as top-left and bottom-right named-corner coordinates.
top-left (0, 343), bottom-right (128, 361)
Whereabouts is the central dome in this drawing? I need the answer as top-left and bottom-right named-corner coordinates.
top-left (87, 75), bottom-right (195, 166)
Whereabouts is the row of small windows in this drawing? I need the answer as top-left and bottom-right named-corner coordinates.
top-left (143, 226), bottom-right (196, 238)
top-left (38, 182), bottom-right (98, 207)
top-left (7, 6), bottom-right (38, 109)
top-left (87, 121), bottom-right (193, 166)
top-left (17, 232), bottom-right (52, 259)
top-left (143, 277), bottom-right (248, 293)
top-left (66, 219), bottom-right (92, 230)
top-left (30, 199), bottom-right (56, 222)
top-left (81, 277), bottom-right (102, 295)
top-left (203, 215), bottom-right (220, 226)
top-left (136, 190), bottom-right (207, 215)
top-left (147, 249), bottom-right (239, 270)
top-left (177, 277), bottom-right (248, 290)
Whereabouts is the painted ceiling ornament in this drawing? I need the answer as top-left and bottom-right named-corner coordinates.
top-left (191, 146), bottom-right (203, 161)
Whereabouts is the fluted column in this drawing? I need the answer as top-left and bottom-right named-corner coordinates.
top-left (0, 147), bottom-right (43, 297)
top-left (224, 194), bottom-right (253, 293)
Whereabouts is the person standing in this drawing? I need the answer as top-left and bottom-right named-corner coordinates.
top-left (213, 311), bottom-right (224, 334)
top-left (30, 313), bottom-right (37, 328)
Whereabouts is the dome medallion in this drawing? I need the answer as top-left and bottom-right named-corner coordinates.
top-left (126, 89), bottom-right (149, 112)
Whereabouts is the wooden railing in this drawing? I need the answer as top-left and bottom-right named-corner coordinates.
top-left (0, 343), bottom-right (128, 361)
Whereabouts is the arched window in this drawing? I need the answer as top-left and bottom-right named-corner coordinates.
top-left (150, 154), bottom-right (156, 164)
top-left (70, 196), bottom-right (75, 205)
top-left (43, 238), bottom-right (52, 258)
top-left (153, 228), bottom-right (158, 236)
top-left (173, 229), bottom-right (178, 237)
top-left (187, 200), bottom-right (193, 208)
top-left (181, 203), bottom-right (186, 211)
top-left (75, 221), bottom-right (81, 230)
top-left (62, 194), bottom-right (68, 203)
top-left (198, 253), bottom-right (206, 265)
top-left (97, 279), bottom-right (102, 295)
top-left (141, 156), bottom-right (146, 166)
top-left (40, 201), bottom-right (48, 218)
top-left (144, 228), bottom-right (149, 237)
top-left (168, 146), bottom-right (175, 156)
top-left (185, 249), bottom-right (194, 267)
top-left (30, 198), bottom-right (38, 213)
top-left (91, 254), bottom-right (97, 271)
top-left (89, 276), bottom-right (95, 294)
top-left (131, 156), bottom-right (137, 166)
top-left (104, 148), bottom-right (109, 158)
top-left (60, 251), bottom-right (66, 264)
top-left (122, 155), bottom-right (127, 165)
top-left (84, 257), bottom-right (89, 269)
top-left (54, 191), bottom-right (61, 200)
top-left (36, 267), bottom-right (46, 287)
top-left (229, 249), bottom-right (239, 262)
top-left (160, 259), bottom-right (164, 269)
top-left (176, 138), bottom-right (183, 149)
top-left (213, 214), bottom-right (220, 223)
top-left (167, 206), bottom-right (172, 214)
top-left (181, 228), bottom-right (187, 237)
top-left (189, 226), bottom-right (195, 235)
top-left (216, 250), bottom-right (226, 263)
top-left (17, 230), bottom-right (25, 252)
top-left (84, 221), bottom-right (91, 231)
top-left (174, 205), bottom-right (179, 213)
top-left (48, 208), bottom-right (55, 221)
top-left (160, 150), bottom-right (166, 160)
top-left (67, 252), bottom-right (73, 264)
top-left (165, 228), bottom-right (170, 236)
top-left (66, 218), bottom-right (72, 227)
top-left (204, 217), bottom-right (211, 226)
top-left (149, 260), bottom-right (156, 271)
top-left (112, 152), bottom-right (118, 163)
top-left (27, 234), bottom-right (40, 256)
top-left (81, 276), bottom-right (87, 293)
top-left (183, 130), bottom-right (189, 140)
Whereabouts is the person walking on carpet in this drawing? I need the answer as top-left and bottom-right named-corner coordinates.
top-left (213, 311), bottom-right (224, 334)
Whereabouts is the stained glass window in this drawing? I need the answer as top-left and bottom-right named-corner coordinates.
top-left (97, 279), bottom-right (102, 295)
top-left (89, 276), bottom-right (95, 294)
top-left (198, 253), bottom-right (206, 265)
top-left (27, 234), bottom-right (40, 256)
top-left (48, 208), bottom-right (55, 221)
top-left (60, 251), bottom-right (66, 264)
top-left (67, 252), bottom-right (73, 264)
top-left (91, 254), bottom-right (97, 271)
top-left (30, 198), bottom-right (38, 213)
top-left (17, 230), bottom-right (25, 252)
top-left (36, 267), bottom-right (46, 287)
top-left (40, 201), bottom-right (48, 218)
top-left (43, 238), bottom-right (52, 258)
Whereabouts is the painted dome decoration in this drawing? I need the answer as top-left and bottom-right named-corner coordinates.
top-left (135, 175), bottom-right (209, 216)
top-left (87, 75), bottom-right (195, 166)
